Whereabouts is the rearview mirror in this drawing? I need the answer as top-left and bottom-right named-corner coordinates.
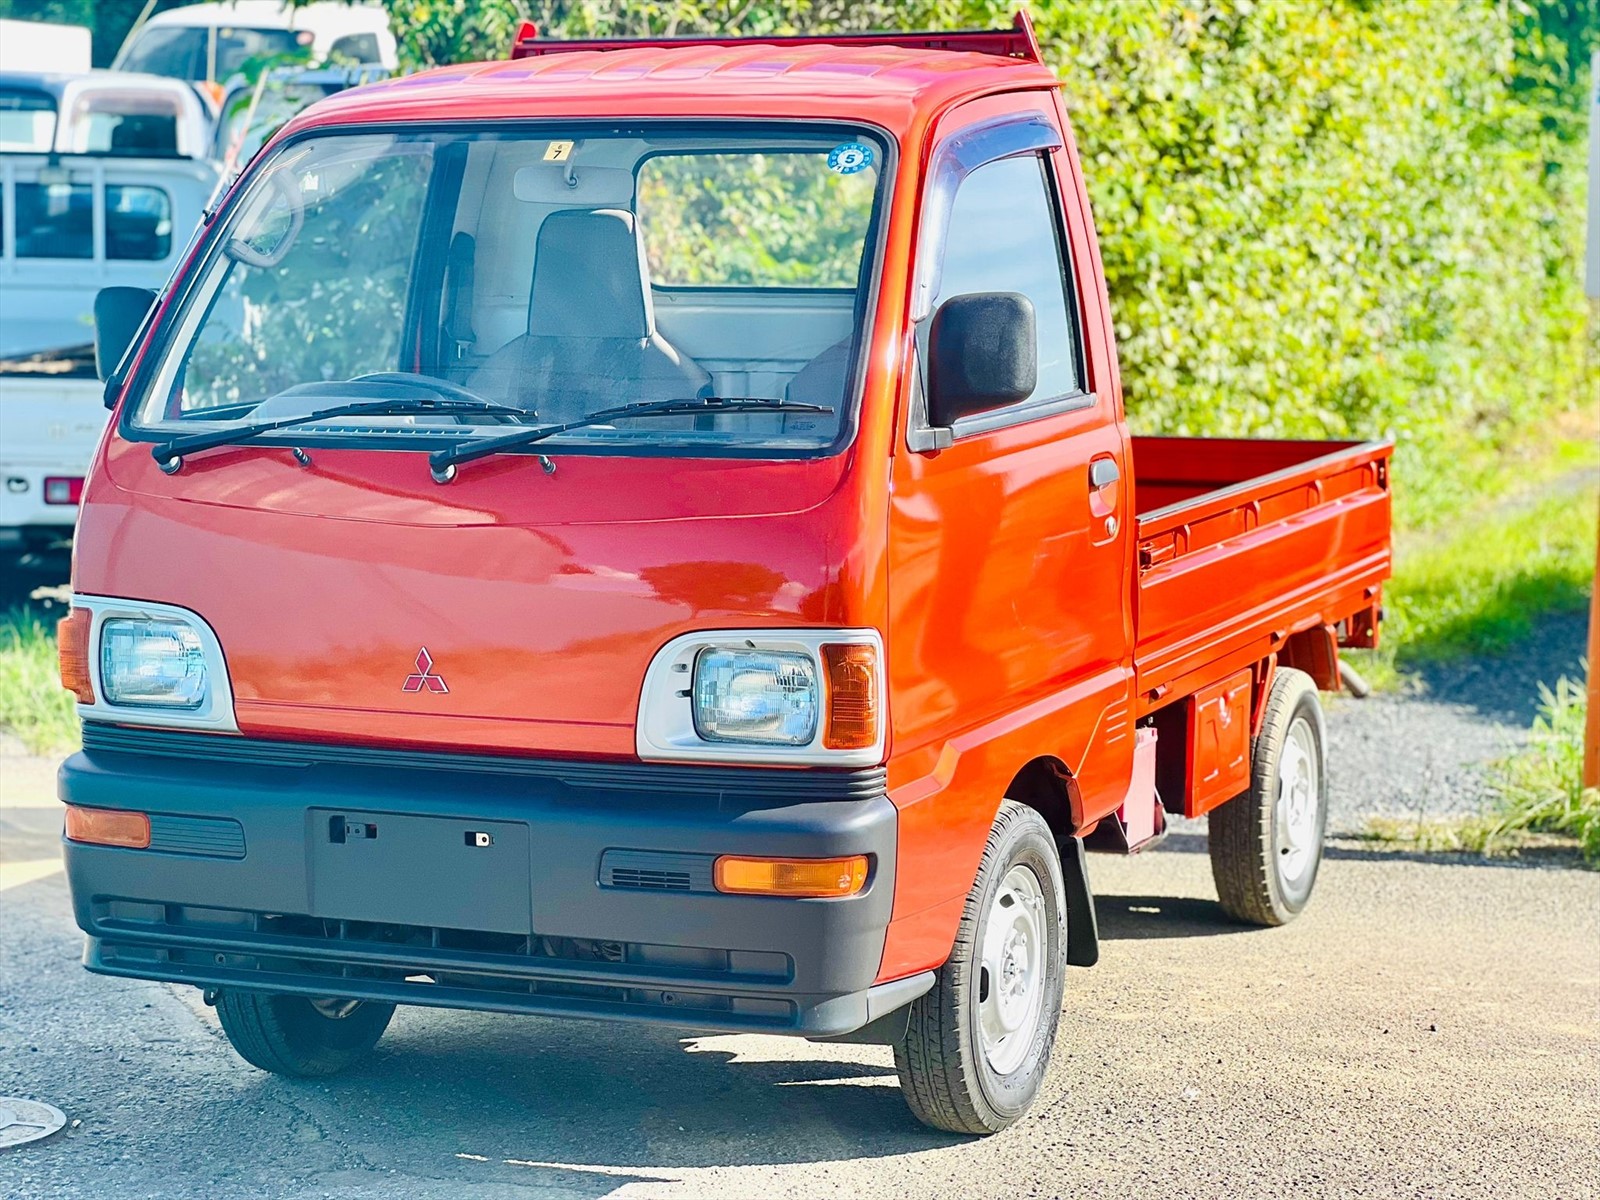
top-left (927, 292), bottom-right (1037, 429)
top-left (94, 286), bottom-right (157, 394)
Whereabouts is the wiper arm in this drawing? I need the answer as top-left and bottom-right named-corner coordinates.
top-left (152, 390), bottom-right (535, 470)
top-left (427, 396), bottom-right (833, 482)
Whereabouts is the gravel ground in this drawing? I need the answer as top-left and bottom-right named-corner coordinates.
top-left (4, 794), bottom-right (1596, 1200)
top-left (1324, 608), bottom-right (1590, 830)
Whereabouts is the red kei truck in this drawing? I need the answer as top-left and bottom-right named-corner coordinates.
top-left (60, 14), bottom-right (1391, 1135)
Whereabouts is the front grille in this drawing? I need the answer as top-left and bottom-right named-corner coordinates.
top-left (89, 899), bottom-right (794, 1026)
top-left (599, 849), bottom-right (715, 893)
top-left (609, 868), bottom-right (692, 891)
top-left (147, 814), bottom-right (245, 859)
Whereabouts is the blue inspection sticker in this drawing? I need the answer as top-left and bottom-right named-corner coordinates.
top-left (827, 142), bottom-right (875, 175)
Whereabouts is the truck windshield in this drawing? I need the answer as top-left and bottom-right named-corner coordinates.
top-left (127, 125), bottom-right (887, 455)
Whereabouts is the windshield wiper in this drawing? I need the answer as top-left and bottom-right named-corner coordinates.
top-left (152, 388), bottom-right (536, 470)
top-left (427, 396), bottom-right (834, 482)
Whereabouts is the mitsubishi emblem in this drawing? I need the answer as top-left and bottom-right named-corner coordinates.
top-left (402, 647), bottom-right (449, 694)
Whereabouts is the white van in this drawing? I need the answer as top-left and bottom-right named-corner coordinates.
top-left (114, 2), bottom-right (397, 96)
top-left (0, 76), bottom-right (217, 567)
top-left (0, 71), bottom-right (213, 159)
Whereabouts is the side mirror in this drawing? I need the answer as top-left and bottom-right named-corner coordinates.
top-left (94, 286), bottom-right (158, 391)
top-left (927, 291), bottom-right (1037, 429)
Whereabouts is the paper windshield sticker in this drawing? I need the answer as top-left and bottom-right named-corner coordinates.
top-left (827, 142), bottom-right (874, 175)
top-left (543, 140), bottom-right (574, 162)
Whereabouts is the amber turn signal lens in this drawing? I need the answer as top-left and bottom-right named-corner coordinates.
top-left (57, 608), bottom-right (94, 704)
top-left (713, 855), bottom-right (869, 898)
top-left (821, 643), bottom-right (878, 750)
top-left (64, 805), bottom-right (150, 849)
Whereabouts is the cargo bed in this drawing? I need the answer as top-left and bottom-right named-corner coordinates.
top-left (1131, 436), bottom-right (1392, 718)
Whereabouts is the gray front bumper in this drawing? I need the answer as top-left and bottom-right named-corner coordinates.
top-left (61, 725), bottom-right (924, 1037)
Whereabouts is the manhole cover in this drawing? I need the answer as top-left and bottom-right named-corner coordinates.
top-left (0, 1098), bottom-right (67, 1149)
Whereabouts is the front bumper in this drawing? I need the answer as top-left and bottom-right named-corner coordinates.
top-left (61, 725), bottom-right (925, 1037)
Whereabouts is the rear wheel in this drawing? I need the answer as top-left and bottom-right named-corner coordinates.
top-left (1209, 667), bottom-right (1328, 926)
top-left (215, 990), bottom-right (394, 1077)
top-left (894, 801), bottom-right (1066, 1135)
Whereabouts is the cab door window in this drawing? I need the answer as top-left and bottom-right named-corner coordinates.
top-left (922, 153), bottom-right (1085, 421)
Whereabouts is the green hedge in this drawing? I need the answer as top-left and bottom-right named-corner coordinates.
top-left (1014, 1), bottom-right (1594, 458)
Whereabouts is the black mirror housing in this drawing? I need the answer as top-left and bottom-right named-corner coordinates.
top-left (926, 291), bottom-right (1037, 429)
top-left (94, 285), bottom-right (158, 395)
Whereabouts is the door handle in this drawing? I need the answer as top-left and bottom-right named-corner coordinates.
top-left (1090, 458), bottom-right (1121, 489)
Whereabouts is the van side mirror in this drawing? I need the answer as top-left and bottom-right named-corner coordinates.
top-left (94, 286), bottom-right (157, 392)
top-left (926, 292), bottom-right (1037, 430)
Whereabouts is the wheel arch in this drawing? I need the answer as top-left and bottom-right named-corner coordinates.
top-left (1003, 756), bottom-right (1098, 968)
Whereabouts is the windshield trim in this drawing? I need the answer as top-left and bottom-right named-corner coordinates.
top-left (114, 116), bottom-right (898, 464)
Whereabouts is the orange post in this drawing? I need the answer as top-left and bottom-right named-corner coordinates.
top-left (1586, 490), bottom-right (1599, 790)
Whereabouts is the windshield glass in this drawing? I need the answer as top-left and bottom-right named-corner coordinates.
top-left (128, 125), bottom-right (885, 454)
top-left (121, 26), bottom-right (307, 84)
top-left (0, 88), bottom-right (56, 152)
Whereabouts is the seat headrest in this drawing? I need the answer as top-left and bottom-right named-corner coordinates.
top-left (528, 208), bottom-right (653, 340)
top-left (109, 114), bottom-right (178, 156)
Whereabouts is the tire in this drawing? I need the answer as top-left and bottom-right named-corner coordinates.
top-left (1209, 667), bottom-right (1328, 926)
top-left (894, 800), bottom-right (1067, 1135)
top-left (215, 990), bottom-right (394, 1078)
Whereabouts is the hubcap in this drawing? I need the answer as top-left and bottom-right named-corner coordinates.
top-left (977, 864), bottom-right (1047, 1075)
top-left (1274, 715), bottom-right (1321, 891)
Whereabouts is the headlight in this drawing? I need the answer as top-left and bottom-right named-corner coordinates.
top-left (100, 617), bottom-right (208, 709)
top-left (636, 629), bottom-right (884, 765)
top-left (693, 648), bottom-right (819, 745)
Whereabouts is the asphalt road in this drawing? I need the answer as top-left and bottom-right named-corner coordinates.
top-left (3, 747), bottom-right (1597, 1200)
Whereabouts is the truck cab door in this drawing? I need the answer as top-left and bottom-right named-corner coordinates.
top-left (886, 95), bottom-right (1136, 885)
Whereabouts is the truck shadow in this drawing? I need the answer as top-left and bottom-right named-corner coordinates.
top-left (1094, 892), bottom-right (1247, 940)
top-left (279, 1012), bottom-right (962, 1192)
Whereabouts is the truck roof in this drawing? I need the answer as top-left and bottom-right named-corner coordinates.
top-left (283, 24), bottom-right (1058, 139)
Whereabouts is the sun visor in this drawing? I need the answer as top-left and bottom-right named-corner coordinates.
top-left (513, 165), bottom-right (635, 206)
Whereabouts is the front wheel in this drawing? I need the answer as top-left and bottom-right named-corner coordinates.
top-left (894, 800), bottom-right (1066, 1135)
top-left (1209, 667), bottom-right (1328, 926)
top-left (215, 990), bottom-right (394, 1077)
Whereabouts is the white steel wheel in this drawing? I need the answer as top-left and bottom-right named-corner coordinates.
top-left (1274, 715), bottom-right (1322, 893)
top-left (977, 865), bottom-right (1048, 1075)
top-left (1209, 667), bottom-right (1328, 926)
top-left (895, 801), bottom-right (1067, 1135)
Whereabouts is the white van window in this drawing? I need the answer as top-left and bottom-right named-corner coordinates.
top-left (0, 88), bottom-right (55, 153)
top-left (15, 182), bottom-right (92, 259)
top-left (106, 185), bottom-right (173, 261)
top-left (328, 33), bottom-right (382, 64)
top-left (116, 27), bottom-right (206, 81)
top-left (120, 25), bottom-right (307, 84)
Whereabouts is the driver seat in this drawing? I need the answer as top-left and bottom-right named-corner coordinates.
top-left (467, 208), bottom-right (710, 422)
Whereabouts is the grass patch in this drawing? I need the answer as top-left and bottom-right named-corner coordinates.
top-left (1385, 485), bottom-right (1597, 661)
top-left (1345, 416), bottom-right (1598, 686)
top-left (1478, 675), bottom-right (1598, 863)
top-left (1360, 674), bottom-right (1598, 867)
top-left (0, 610), bottom-right (79, 754)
